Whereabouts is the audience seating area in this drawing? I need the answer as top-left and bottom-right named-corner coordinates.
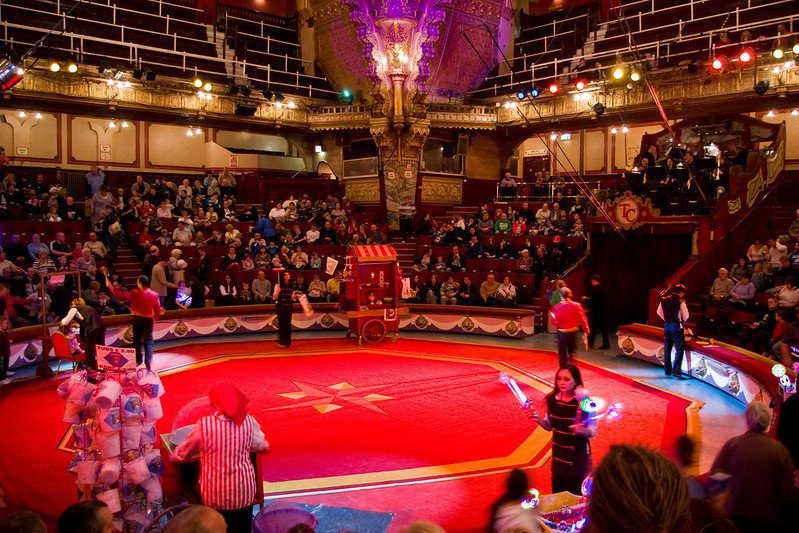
top-left (0, 0), bottom-right (336, 98)
top-left (472, 0), bottom-right (797, 98)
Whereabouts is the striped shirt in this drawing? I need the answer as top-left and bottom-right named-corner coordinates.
top-left (173, 413), bottom-right (268, 510)
top-left (546, 394), bottom-right (592, 477)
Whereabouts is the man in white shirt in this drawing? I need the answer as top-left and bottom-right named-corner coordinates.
top-left (535, 203), bottom-right (552, 225)
top-left (172, 221), bottom-right (194, 246)
top-left (305, 224), bottom-right (320, 244)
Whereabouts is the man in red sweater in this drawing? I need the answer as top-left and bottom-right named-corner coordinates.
top-left (107, 275), bottom-right (162, 371)
top-left (550, 288), bottom-right (590, 368)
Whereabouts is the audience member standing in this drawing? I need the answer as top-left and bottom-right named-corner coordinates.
top-left (711, 401), bottom-right (795, 532)
top-left (85, 165), bottom-right (105, 196)
top-left (550, 288), bottom-right (589, 367)
top-left (584, 274), bottom-right (610, 349)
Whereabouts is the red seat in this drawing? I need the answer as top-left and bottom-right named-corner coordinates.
top-left (52, 332), bottom-right (85, 377)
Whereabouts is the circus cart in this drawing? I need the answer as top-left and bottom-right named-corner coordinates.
top-left (340, 244), bottom-right (408, 344)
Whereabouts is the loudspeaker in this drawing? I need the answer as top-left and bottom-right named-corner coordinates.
top-left (234, 102), bottom-right (257, 116)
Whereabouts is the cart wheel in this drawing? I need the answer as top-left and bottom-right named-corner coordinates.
top-left (362, 319), bottom-right (387, 343)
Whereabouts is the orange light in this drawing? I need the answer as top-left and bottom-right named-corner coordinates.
top-left (739, 48), bottom-right (755, 63)
top-left (548, 82), bottom-right (559, 94)
top-left (575, 79), bottom-right (586, 91)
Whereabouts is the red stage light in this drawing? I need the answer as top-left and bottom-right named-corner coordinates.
top-left (575, 79), bottom-right (586, 91)
top-left (548, 82), bottom-right (559, 94)
top-left (711, 56), bottom-right (727, 71)
top-left (738, 48), bottom-right (755, 63)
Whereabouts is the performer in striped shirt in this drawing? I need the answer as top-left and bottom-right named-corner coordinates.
top-left (172, 382), bottom-right (269, 533)
top-left (529, 365), bottom-right (595, 495)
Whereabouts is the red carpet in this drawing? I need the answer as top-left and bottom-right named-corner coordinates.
top-left (0, 338), bottom-right (694, 532)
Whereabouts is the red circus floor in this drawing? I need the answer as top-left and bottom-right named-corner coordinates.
top-left (0, 337), bottom-right (708, 532)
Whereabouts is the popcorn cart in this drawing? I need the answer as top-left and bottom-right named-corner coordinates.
top-left (341, 245), bottom-right (406, 344)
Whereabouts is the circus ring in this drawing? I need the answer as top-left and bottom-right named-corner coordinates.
top-left (0, 308), bottom-right (749, 532)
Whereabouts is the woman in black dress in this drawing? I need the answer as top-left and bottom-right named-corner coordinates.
top-left (529, 364), bottom-right (595, 494)
top-left (273, 271), bottom-right (297, 348)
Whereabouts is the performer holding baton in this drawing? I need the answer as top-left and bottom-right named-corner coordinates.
top-left (656, 283), bottom-right (689, 379)
top-left (528, 365), bottom-right (595, 495)
top-left (273, 271), bottom-right (299, 348)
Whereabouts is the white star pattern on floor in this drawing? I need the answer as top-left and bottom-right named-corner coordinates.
top-left (269, 380), bottom-right (395, 414)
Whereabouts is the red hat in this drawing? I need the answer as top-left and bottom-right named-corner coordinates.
top-left (553, 235), bottom-right (562, 243)
top-left (208, 382), bottom-right (249, 425)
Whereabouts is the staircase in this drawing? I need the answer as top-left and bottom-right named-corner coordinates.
top-left (116, 244), bottom-right (144, 287)
top-left (392, 239), bottom-right (418, 271)
top-left (209, 26), bottom-right (236, 79)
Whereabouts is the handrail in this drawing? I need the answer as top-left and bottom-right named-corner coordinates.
top-left (478, 12), bottom-right (797, 89)
top-left (224, 12), bottom-right (298, 36)
top-left (235, 29), bottom-right (302, 50)
top-left (516, 12), bottom-right (590, 46)
top-left (498, 0), bottom-right (795, 78)
top-left (0, 20), bottom-right (337, 94)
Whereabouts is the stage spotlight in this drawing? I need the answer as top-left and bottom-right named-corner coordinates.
top-left (621, 125), bottom-right (629, 133)
top-left (341, 88), bottom-right (352, 101)
top-left (772, 48), bottom-right (784, 59)
top-left (0, 54), bottom-right (24, 91)
top-left (240, 85), bottom-right (251, 97)
top-left (192, 77), bottom-right (203, 88)
top-left (145, 70), bottom-right (156, 81)
top-left (575, 79), bottom-right (586, 91)
top-left (612, 66), bottom-right (624, 79)
top-left (754, 79), bottom-right (770, 95)
top-left (711, 56), bottom-right (727, 71)
top-left (793, 43), bottom-right (799, 54)
top-left (592, 102), bottom-right (605, 116)
top-left (630, 70), bottom-right (641, 82)
top-left (516, 88), bottom-right (527, 100)
top-left (67, 61), bottom-right (78, 73)
top-left (529, 87), bottom-right (540, 98)
top-left (228, 83), bottom-right (239, 96)
top-left (202, 82), bottom-right (212, 92)
top-left (611, 126), bottom-right (618, 134)
top-left (49, 61), bottom-right (61, 72)
top-left (739, 48), bottom-right (754, 63)
top-left (548, 82), bottom-right (559, 94)
top-left (132, 68), bottom-right (143, 80)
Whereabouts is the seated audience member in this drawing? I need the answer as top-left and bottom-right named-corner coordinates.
top-left (768, 237), bottom-right (788, 267)
top-left (711, 401), bottom-right (795, 532)
top-left (326, 271), bottom-right (341, 302)
top-left (448, 246), bottom-right (466, 272)
top-left (27, 233), bottom-right (49, 262)
top-left (774, 308), bottom-right (799, 364)
top-left (729, 273), bottom-right (755, 307)
top-left (493, 213), bottom-right (511, 234)
top-left (767, 277), bottom-right (799, 308)
top-left (238, 282), bottom-right (255, 304)
top-left (57, 500), bottom-right (113, 533)
top-left (488, 469), bottom-right (541, 533)
top-left (707, 268), bottom-right (734, 305)
top-left (499, 171), bottom-right (517, 197)
top-left (220, 247), bottom-right (241, 271)
top-left (589, 445), bottom-right (690, 533)
top-left (163, 505), bottom-right (227, 533)
top-left (747, 238), bottom-right (768, 263)
top-left (291, 246), bottom-right (309, 269)
top-left (83, 233), bottom-right (107, 259)
top-left (480, 273), bottom-right (499, 306)
top-left (217, 274), bottom-right (238, 306)
top-left (76, 249), bottom-right (97, 273)
top-left (6, 235), bottom-right (28, 265)
top-left (674, 434), bottom-right (706, 499)
top-left (495, 276), bottom-right (517, 307)
top-left (172, 220), bottom-right (194, 246)
top-left (365, 223), bottom-right (384, 244)
top-left (0, 510), bottom-right (47, 533)
top-left (535, 203), bottom-right (552, 225)
top-left (729, 257), bottom-right (752, 282)
top-left (307, 275), bottom-right (327, 302)
top-left (252, 270), bottom-right (272, 303)
top-left (751, 262), bottom-right (766, 291)
top-left (50, 233), bottom-right (72, 260)
top-left (439, 276), bottom-right (459, 305)
top-left (774, 256), bottom-right (794, 283)
top-left (431, 255), bottom-right (448, 273)
top-left (788, 240), bottom-right (799, 273)
top-left (738, 297), bottom-right (779, 354)
top-left (31, 249), bottom-right (56, 278)
top-left (516, 248), bottom-right (534, 273)
top-left (457, 276), bottom-right (478, 305)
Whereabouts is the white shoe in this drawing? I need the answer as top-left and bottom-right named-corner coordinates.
top-left (0, 378), bottom-right (11, 385)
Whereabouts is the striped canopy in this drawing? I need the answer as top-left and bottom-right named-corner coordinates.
top-left (350, 244), bottom-right (398, 262)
